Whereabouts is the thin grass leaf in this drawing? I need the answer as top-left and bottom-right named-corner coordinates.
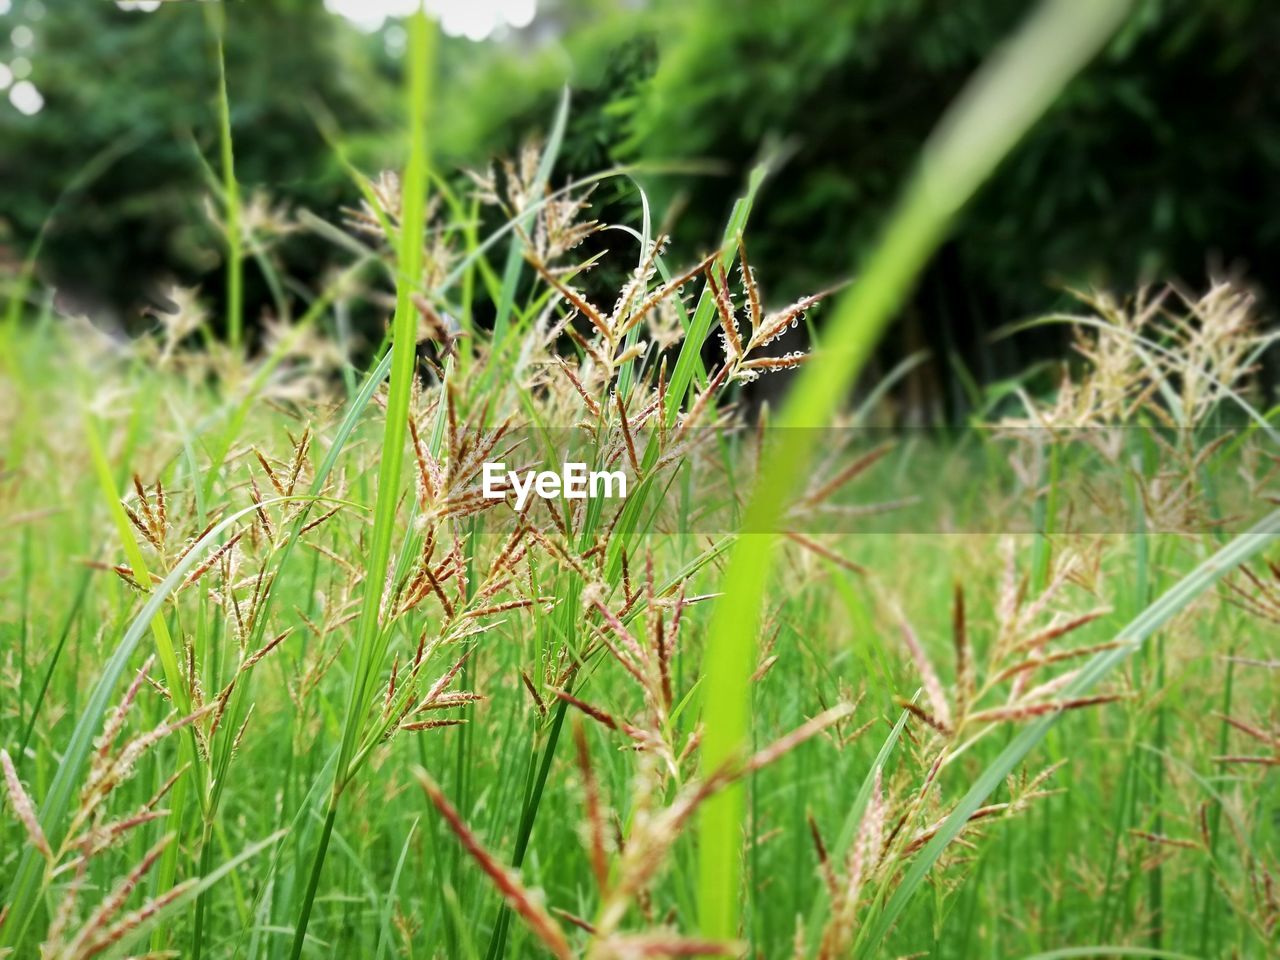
top-left (696, 0), bottom-right (1133, 941)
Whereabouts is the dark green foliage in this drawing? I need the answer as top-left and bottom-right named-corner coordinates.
top-left (440, 0), bottom-right (1280, 415)
top-left (4, 0), bottom-right (1277, 409)
top-left (628, 0), bottom-right (1280, 413)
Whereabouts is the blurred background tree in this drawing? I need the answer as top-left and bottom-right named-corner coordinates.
top-left (0, 0), bottom-right (392, 323)
top-left (2, 0), bottom-right (1276, 414)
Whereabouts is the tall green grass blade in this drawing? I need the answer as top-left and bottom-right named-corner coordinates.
top-left (188, 133), bottom-right (292, 323)
top-left (206, 3), bottom-right (243, 350)
top-left (851, 350), bottom-right (930, 425)
top-left (290, 12), bottom-right (433, 959)
top-left (17, 564), bottom-right (91, 759)
top-left (375, 820), bottom-right (419, 960)
top-left (488, 87), bottom-right (570, 352)
top-left (333, 6), bottom-right (432, 794)
top-left (662, 164), bottom-right (766, 428)
top-left (696, 0), bottom-right (1133, 941)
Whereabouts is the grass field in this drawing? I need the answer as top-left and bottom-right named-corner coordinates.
top-left (2, 3), bottom-right (1278, 958)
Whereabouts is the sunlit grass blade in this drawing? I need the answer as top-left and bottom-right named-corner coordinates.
top-left (696, 0), bottom-right (1133, 941)
top-left (289, 11), bottom-right (433, 959)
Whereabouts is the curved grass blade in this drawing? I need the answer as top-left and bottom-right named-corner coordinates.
top-left (855, 507), bottom-right (1280, 955)
top-left (803, 699), bottom-right (914, 950)
top-left (695, 0), bottom-right (1134, 941)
